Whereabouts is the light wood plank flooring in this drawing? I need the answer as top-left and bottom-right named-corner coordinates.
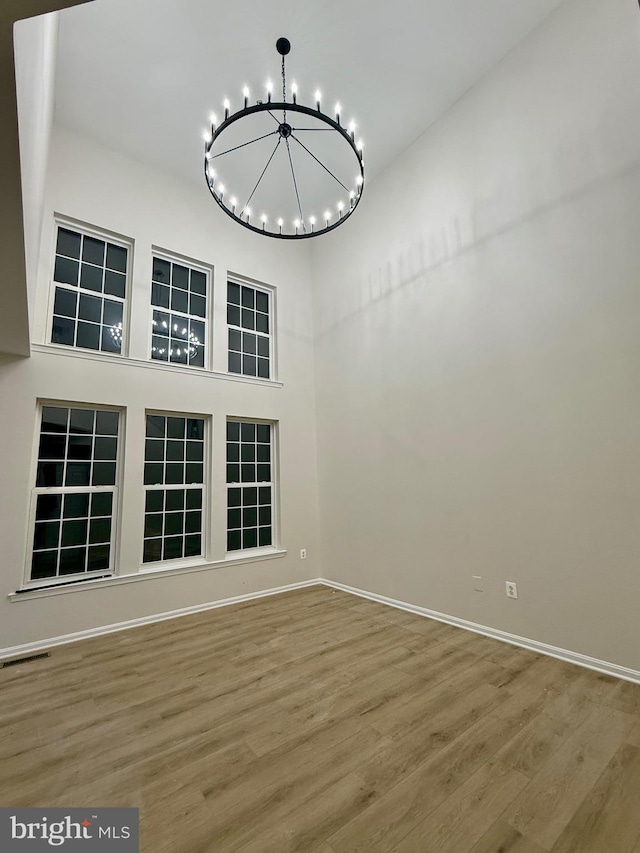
top-left (2, 585), bottom-right (640, 852)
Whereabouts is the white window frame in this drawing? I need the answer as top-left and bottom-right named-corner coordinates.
top-left (47, 217), bottom-right (133, 358)
top-left (23, 400), bottom-right (124, 590)
top-left (226, 276), bottom-right (276, 381)
top-left (225, 418), bottom-right (277, 554)
top-left (149, 249), bottom-right (213, 371)
top-left (141, 409), bottom-right (210, 569)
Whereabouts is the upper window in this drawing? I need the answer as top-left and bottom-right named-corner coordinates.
top-left (29, 404), bottom-right (120, 584)
top-left (143, 413), bottom-right (206, 564)
top-left (50, 225), bottom-right (128, 355)
top-left (151, 256), bottom-right (208, 368)
top-left (227, 281), bottom-right (271, 379)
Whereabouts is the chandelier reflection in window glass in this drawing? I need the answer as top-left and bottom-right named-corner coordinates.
top-left (203, 38), bottom-right (365, 240)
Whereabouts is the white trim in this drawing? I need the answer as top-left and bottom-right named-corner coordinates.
top-left (4, 576), bottom-right (640, 686)
top-left (9, 549), bottom-right (287, 601)
top-left (0, 578), bottom-right (322, 661)
top-left (30, 344), bottom-right (283, 388)
top-left (319, 580), bottom-right (640, 686)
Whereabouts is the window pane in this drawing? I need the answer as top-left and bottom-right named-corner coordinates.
top-left (172, 265), bottom-right (189, 289)
top-left (106, 244), bottom-right (127, 273)
top-left (76, 322), bottom-right (101, 351)
top-left (91, 492), bottom-right (113, 516)
top-left (143, 539), bottom-right (163, 563)
top-left (96, 411), bottom-right (119, 436)
top-left (31, 550), bottom-right (58, 579)
top-left (52, 316), bottom-right (75, 346)
top-left (83, 236), bottom-right (105, 266)
top-left (34, 521), bottom-right (60, 550)
top-left (103, 299), bottom-right (123, 327)
top-left (152, 283), bottom-right (170, 308)
top-left (167, 417), bottom-right (185, 439)
top-left (165, 489), bottom-right (185, 511)
top-left (80, 263), bottom-right (103, 292)
top-left (59, 547), bottom-right (87, 575)
top-left (153, 258), bottom-right (170, 283)
top-left (37, 462), bottom-right (63, 487)
top-left (89, 517), bottom-right (111, 544)
top-left (36, 494), bottom-right (62, 521)
top-left (39, 434), bottom-right (66, 460)
top-left (63, 493), bottom-right (90, 518)
top-left (228, 281), bottom-right (240, 304)
top-left (104, 270), bottom-right (126, 298)
top-left (146, 415), bottom-right (166, 438)
top-left (54, 257), bottom-right (79, 286)
top-left (241, 287), bottom-right (255, 309)
top-left (70, 409), bottom-right (95, 434)
top-left (54, 288), bottom-right (77, 318)
top-left (42, 407), bottom-right (68, 433)
top-left (255, 291), bottom-right (269, 313)
top-left (61, 519), bottom-right (88, 547)
top-left (191, 271), bottom-right (206, 295)
top-left (257, 423), bottom-right (270, 443)
top-left (92, 462), bottom-right (117, 486)
top-left (186, 489), bottom-right (202, 510)
top-left (144, 463), bottom-right (164, 485)
top-left (57, 228), bottom-right (81, 259)
top-left (88, 544), bottom-right (110, 571)
top-left (145, 490), bottom-right (163, 513)
top-left (228, 352), bottom-right (241, 374)
top-left (66, 462), bottom-right (91, 486)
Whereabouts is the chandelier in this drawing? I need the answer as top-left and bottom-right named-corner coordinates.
top-left (203, 38), bottom-right (365, 239)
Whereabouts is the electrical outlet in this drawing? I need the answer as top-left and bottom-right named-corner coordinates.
top-left (505, 581), bottom-right (518, 599)
top-left (472, 575), bottom-right (483, 593)
top-left (300, 548), bottom-right (307, 560)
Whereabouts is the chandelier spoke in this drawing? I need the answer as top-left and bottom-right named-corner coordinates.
top-left (285, 139), bottom-right (304, 226)
top-left (210, 130), bottom-right (279, 159)
top-left (290, 133), bottom-right (351, 194)
top-left (241, 138), bottom-right (282, 216)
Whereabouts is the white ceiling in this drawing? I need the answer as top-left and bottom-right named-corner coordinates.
top-left (54, 0), bottom-right (566, 228)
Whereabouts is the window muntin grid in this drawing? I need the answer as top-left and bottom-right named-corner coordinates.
top-left (227, 281), bottom-right (271, 379)
top-left (143, 414), bottom-right (205, 564)
top-left (226, 420), bottom-right (273, 552)
top-left (30, 405), bottom-right (120, 582)
top-left (151, 257), bottom-right (207, 368)
top-left (51, 226), bottom-right (128, 355)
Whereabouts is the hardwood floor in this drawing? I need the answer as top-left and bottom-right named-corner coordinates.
top-left (1, 585), bottom-right (640, 852)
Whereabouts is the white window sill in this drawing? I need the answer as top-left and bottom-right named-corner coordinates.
top-left (9, 548), bottom-right (287, 601)
top-left (30, 344), bottom-right (283, 388)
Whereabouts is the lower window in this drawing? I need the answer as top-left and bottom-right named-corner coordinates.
top-left (29, 404), bottom-right (120, 583)
top-left (143, 413), bottom-right (205, 563)
top-left (226, 420), bottom-right (274, 551)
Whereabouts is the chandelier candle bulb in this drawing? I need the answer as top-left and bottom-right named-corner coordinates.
top-left (277, 218), bottom-right (283, 234)
top-left (231, 196), bottom-right (237, 214)
top-left (349, 121), bottom-right (356, 141)
top-left (315, 89), bottom-right (322, 110)
top-left (335, 103), bottom-right (341, 123)
top-left (309, 215), bottom-right (316, 231)
top-left (266, 80), bottom-right (273, 102)
top-left (223, 98), bottom-right (230, 120)
top-left (324, 211), bottom-right (331, 226)
top-left (261, 214), bottom-right (267, 230)
top-left (292, 81), bottom-right (298, 104)
top-left (294, 218), bottom-right (300, 235)
top-left (245, 207), bottom-right (251, 223)
top-left (243, 86), bottom-right (250, 108)
top-left (218, 183), bottom-right (225, 199)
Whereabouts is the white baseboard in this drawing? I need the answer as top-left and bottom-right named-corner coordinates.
top-left (0, 579), bottom-right (323, 661)
top-left (3, 576), bottom-right (640, 686)
top-left (320, 580), bottom-right (640, 686)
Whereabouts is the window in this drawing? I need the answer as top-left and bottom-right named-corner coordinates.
top-left (151, 256), bottom-right (208, 367)
top-left (226, 420), bottom-right (273, 551)
top-left (143, 414), bottom-right (205, 563)
top-left (227, 281), bottom-right (271, 379)
top-left (29, 405), bottom-right (120, 583)
top-left (50, 225), bottom-right (128, 354)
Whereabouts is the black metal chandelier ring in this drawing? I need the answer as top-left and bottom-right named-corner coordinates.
top-left (203, 38), bottom-right (365, 240)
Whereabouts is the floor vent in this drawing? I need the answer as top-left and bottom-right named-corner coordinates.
top-left (2, 652), bottom-right (50, 668)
